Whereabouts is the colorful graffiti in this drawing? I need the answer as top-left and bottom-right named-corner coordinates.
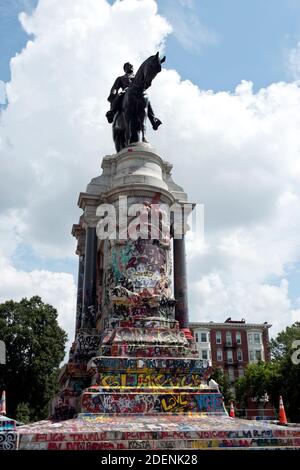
top-left (81, 392), bottom-right (225, 414)
top-left (93, 372), bottom-right (203, 388)
top-left (16, 412), bottom-right (300, 450)
top-left (112, 327), bottom-right (187, 346)
top-left (88, 356), bottom-right (211, 373)
top-left (103, 236), bottom-right (174, 329)
top-left (0, 432), bottom-right (18, 450)
top-left (110, 344), bottom-right (191, 358)
top-left (17, 436), bottom-right (300, 451)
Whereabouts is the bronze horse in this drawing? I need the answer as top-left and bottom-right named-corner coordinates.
top-left (112, 52), bottom-right (165, 152)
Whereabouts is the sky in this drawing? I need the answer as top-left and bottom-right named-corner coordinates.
top-left (1, 0), bottom-right (300, 355)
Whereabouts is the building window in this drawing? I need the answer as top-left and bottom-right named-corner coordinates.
top-left (227, 350), bottom-right (233, 363)
top-left (248, 333), bottom-right (253, 344)
top-left (216, 331), bottom-right (222, 344)
top-left (236, 332), bottom-right (242, 344)
top-left (195, 333), bottom-right (199, 342)
top-left (226, 331), bottom-right (232, 346)
top-left (200, 332), bottom-right (207, 343)
top-left (237, 349), bottom-right (243, 361)
top-left (202, 350), bottom-right (208, 360)
top-left (249, 350), bottom-right (255, 362)
top-left (217, 349), bottom-right (223, 361)
top-left (254, 333), bottom-right (261, 344)
top-left (255, 350), bottom-right (262, 361)
top-left (238, 368), bottom-right (244, 377)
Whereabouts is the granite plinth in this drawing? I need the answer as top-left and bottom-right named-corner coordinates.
top-left (16, 414), bottom-right (300, 450)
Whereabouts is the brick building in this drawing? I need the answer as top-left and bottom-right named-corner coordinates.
top-left (189, 318), bottom-right (272, 396)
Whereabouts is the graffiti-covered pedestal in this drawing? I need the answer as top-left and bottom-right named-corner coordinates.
top-left (50, 143), bottom-right (225, 419)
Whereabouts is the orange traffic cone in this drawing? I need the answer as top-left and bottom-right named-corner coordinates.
top-left (229, 401), bottom-right (235, 418)
top-left (278, 395), bottom-right (287, 425)
top-left (0, 390), bottom-right (6, 415)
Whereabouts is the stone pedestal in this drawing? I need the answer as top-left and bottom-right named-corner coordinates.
top-left (51, 143), bottom-right (225, 420)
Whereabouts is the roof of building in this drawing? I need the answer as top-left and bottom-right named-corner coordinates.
top-left (189, 320), bottom-right (272, 330)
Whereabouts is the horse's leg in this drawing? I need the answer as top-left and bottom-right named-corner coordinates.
top-left (122, 90), bottom-right (131, 147)
top-left (142, 97), bottom-right (149, 142)
top-left (142, 108), bottom-right (148, 142)
top-left (112, 123), bottom-right (118, 152)
top-left (113, 112), bottom-right (126, 152)
top-left (124, 117), bottom-right (131, 146)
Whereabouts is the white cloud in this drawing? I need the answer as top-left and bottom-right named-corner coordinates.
top-left (0, 211), bottom-right (76, 354)
top-left (1, 0), bottom-right (300, 347)
top-left (189, 275), bottom-right (300, 337)
top-left (0, 256), bottom-right (76, 345)
top-left (158, 0), bottom-right (219, 52)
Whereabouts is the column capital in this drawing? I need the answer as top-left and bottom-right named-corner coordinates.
top-left (82, 217), bottom-right (99, 229)
top-left (78, 192), bottom-right (101, 210)
top-left (72, 223), bottom-right (86, 255)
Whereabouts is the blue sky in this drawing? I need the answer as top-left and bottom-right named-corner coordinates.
top-left (158, 0), bottom-right (300, 90)
top-left (0, 0), bottom-right (37, 82)
top-left (1, 0), bottom-right (300, 339)
top-left (3, 0), bottom-right (300, 88)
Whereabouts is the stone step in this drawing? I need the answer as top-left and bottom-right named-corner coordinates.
top-left (18, 437), bottom-right (300, 450)
top-left (110, 326), bottom-right (189, 345)
top-left (87, 356), bottom-right (211, 373)
top-left (16, 414), bottom-right (300, 450)
top-left (85, 386), bottom-right (217, 393)
top-left (107, 344), bottom-right (193, 357)
top-left (119, 317), bottom-right (180, 330)
top-left (80, 391), bottom-right (226, 414)
top-left (89, 373), bottom-right (207, 388)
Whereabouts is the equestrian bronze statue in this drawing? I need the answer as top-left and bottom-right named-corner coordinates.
top-left (106, 52), bottom-right (166, 152)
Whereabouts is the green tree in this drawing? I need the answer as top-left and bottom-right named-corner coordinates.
top-left (210, 367), bottom-right (233, 405)
top-left (270, 322), bottom-right (300, 360)
top-left (235, 361), bottom-right (282, 408)
top-left (270, 322), bottom-right (300, 421)
top-left (0, 296), bottom-right (67, 422)
top-left (236, 323), bottom-right (300, 422)
top-left (15, 402), bottom-right (31, 424)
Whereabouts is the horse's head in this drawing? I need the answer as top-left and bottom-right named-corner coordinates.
top-left (134, 52), bottom-right (166, 90)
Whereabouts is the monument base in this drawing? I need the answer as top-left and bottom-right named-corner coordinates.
top-left (80, 355), bottom-right (224, 415)
top-left (17, 414), bottom-right (300, 450)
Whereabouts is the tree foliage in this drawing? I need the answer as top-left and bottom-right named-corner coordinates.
top-left (15, 402), bottom-right (31, 424)
top-left (0, 296), bottom-right (67, 422)
top-left (270, 322), bottom-right (300, 361)
top-left (236, 322), bottom-right (300, 422)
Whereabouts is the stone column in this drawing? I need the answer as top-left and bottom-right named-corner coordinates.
top-left (75, 255), bottom-right (84, 333)
top-left (173, 235), bottom-right (189, 329)
top-left (82, 226), bottom-right (97, 329)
